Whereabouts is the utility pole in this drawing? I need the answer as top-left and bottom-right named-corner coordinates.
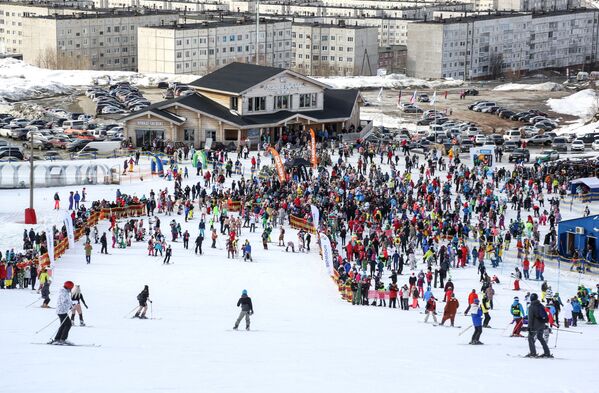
top-left (25, 131), bottom-right (37, 224)
top-left (255, 0), bottom-right (260, 65)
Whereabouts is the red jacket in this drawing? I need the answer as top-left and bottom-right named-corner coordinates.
top-left (468, 292), bottom-right (478, 305)
top-left (0, 264), bottom-right (6, 279)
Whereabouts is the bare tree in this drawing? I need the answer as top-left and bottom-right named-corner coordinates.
top-left (489, 53), bottom-right (504, 79)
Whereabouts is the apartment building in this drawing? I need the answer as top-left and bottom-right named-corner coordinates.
top-left (0, 0), bottom-right (96, 54)
top-left (22, 9), bottom-right (178, 70)
top-left (93, 0), bottom-right (228, 11)
top-left (406, 9), bottom-right (599, 79)
top-left (291, 21), bottom-right (378, 76)
top-left (137, 18), bottom-right (291, 74)
top-left (496, 0), bottom-right (581, 11)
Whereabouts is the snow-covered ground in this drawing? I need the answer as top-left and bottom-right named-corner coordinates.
top-left (314, 73), bottom-right (463, 90)
top-left (547, 89), bottom-right (598, 118)
top-left (0, 58), bottom-right (198, 102)
top-left (1, 149), bottom-right (598, 393)
top-left (493, 82), bottom-right (563, 92)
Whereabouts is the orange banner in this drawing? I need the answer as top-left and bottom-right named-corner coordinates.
top-left (268, 147), bottom-right (286, 183)
top-left (289, 214), bottom-right (316, 234)
top-left (309, 128), bottom-right (317, 169)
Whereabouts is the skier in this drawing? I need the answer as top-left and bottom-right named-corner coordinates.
top-left (100, 232), bottom-right (108, 254)
top-left (134, 285), bottom-right (152, 319)
top-left (526, 293), bottom-right (552, 358)
top-left (469, 298), bottom-right (483, 345)
top-left (424, 295), bottom-right (438, 325)
top-left (510, 297), bottom-right (525, 337)
top-left (70, 285), bottom-right (88, 326)
top-left (163, 245), bottom-right (172, 264)
top-left (481, 294), bottom-right (492, 328)
top-left (41, 279), bottom-right (51, 308)
top-left (182, 230), bottom-right (190, 250)
top-left (242, 240), bottom-right (252, 262)
top-left (233, 289), bottom-right (254, 330)
top-left (440, 293), bottom-right (459, 327)
top-left (195, 232), bottom-right (204, 255)
top-left (50, 281), bottom-right (74, 345)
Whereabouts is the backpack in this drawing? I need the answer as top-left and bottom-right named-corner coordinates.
top-left (511, 304), bottom-right (521, 317)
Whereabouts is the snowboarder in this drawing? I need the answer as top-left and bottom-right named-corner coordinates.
top-left (70, 285), bottom-right (88, 326)
top-left (50, 281), bottom-right (74, 345)
top-left (526, 293), bottom-right (552, 358)
top-left (134, 285), bottom-right (151, 319)
top-left (233, 289), bottom-right (253, 330)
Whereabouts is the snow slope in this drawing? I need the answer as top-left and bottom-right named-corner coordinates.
top-left (547, 89), bottom-right (598, 119)
top-left (1, 153), bottom-right (598, 393)
top-left (313, 73), bottom-right (463, 90)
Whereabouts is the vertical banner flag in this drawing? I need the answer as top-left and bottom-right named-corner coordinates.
top-left (63, 212), bottom-right (75, 249)
top-left (268, 146), bottom-right (286, 183)
top-left (309, 128), bottom-right (317, 169)
top-left (377, 87), bottom-right (383, 102)
top-left (46, 226), bottom-right (55, 266)
top-left (397, 90), bottom-right (402, 108)
top-left (410, 90), bottom-right (417, 104)
top-left (320, 233), bottom-right (334, 276)
top-left (199, 150), bottom-right (207, 169)
top-left (310, 204), bottom-right (320, 230)
top-left (430, 91), bottom-right (437, 105)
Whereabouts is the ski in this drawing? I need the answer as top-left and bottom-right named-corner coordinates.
top-left (31, 342), bottom-right (101, 348)
top-left (506, 354), bottom-right (563, 360)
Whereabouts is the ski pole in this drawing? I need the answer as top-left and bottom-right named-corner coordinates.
top-left (150, 301), bottom-right (153, 319)
top-left (25, 297), bottom-right (42, 308)
top-left (552, 328), bottom-right (583, 334)
top-left (35, 317), bottom-right (59, 334)
top-left (458, 325), bottom-right (472, 336)
top-left (48, 315), bottom-right (73, 341)
top-left (123, 304), bottom-right (138, 318)
top-left (554, 326), bottom-right (560, 349)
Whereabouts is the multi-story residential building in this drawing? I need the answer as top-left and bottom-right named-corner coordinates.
top-left (496, 0), bottom-right (580, 11)
top-left (93, 0), bottom-right (228, 11)
top-left (406, 9), bottom-right (599, 79)
top-left (137, 17), bottom-right (291, 74)
top-left (22, 9), bottom-right (178, 70)
top-left (291, 21), bottom-right (378, 76)
top-left (0, 0), bottom-right (96, 54)
top-left (378, 45), bottom-right (407, 73)
top-left (121, 62), bottom-right (363, 147)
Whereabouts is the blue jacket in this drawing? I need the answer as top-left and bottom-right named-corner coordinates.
top-left (511, 301), bottom-right (525, 319)
top-left (471, 305), bottom-right (483, 327)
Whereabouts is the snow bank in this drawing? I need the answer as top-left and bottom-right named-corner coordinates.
top-left (0, 58), bottom-right (198, 102)
top-left (547, 89), bottom-right (597, 118)
top-left (493, 82), bottom-right (563, 92)
top-left (314, 73), bottom-right (464, 90)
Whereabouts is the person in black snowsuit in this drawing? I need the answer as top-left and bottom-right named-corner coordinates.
top-left (100, 233), bottom-right (108, 254)
top-left (195, 233), bottom-right (204, 255)
top-left (233, 289), bottom-right (254, 330)
top-left (134, 285), bottom-right (151, 319)
top-left (163, 245), bottom-right (172, 264)
top-left (527, 293), bottom-right (552, 358)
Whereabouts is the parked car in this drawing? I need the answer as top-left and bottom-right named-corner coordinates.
top-left (571, 139), bottom-right (585, 152)
top-left (498, 110), bottom-right (516, 119)
top-left (537, 149), bottom-right (559, 162)
top-left (460, 140), bottom-right (474, 152)
top-left (463, 89), bottom-right (479, 96)
top-left (509, 148), bottom-right (530, 163)
top-left (43, 151), bottom-right (61, 160)
top-left (487, 134), bottom-right (504, 145)
top-left (23, 139), bottom-right (51, 150)
top-left (0, 148), bottom-right (24, 160)
top-left (504, 129), bottom-right (521, 142)
top-left (502, 141), bottom-right (519, 152)
top-left (591, 138), bottom-right (599, 151)
top-left (579, 132), bottom-right (599, 144)
top-left (474, 134), bottom-right (487, 145)
top-left (401, 104), bottom-right (423, 113)
top-left (551, 137), bottom-right (569, 152)
top-left (472, 102), bottom-right (496, 112)
top-left (526, 134), bottom-right (552, 146)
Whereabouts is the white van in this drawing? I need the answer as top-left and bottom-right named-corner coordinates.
top-left (63, 120), bottom-right (86, 130)
top-left (503, 129), bottom-right (521, 142)
top-left (75, 141), bottom-right (121, 158)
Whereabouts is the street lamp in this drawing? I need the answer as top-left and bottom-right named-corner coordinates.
top-left (24, 131), bottom-right (37, 224)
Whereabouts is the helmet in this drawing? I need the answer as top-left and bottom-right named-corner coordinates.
top-left (64, 281), bottom-right (74, 290)
top-left (514, 297), bottom-right (519, 301)
top-left (242, 289), bottom-right (247, 295)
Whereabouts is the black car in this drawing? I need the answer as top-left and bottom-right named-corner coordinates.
top-left (488, 134), bottom-right (505, 145)
top-left (498, 110), bottom-right (515, 119)
top-left (464, 89), bottom-right (479, 96)
top-left (503, 141), bottom-right (519, 152)
top-left (66, 139), bottom-right (91, 152)
top-left (0, 148), bottom-right (24, 160)
top-left (508, 148), bottom-right (530, 163)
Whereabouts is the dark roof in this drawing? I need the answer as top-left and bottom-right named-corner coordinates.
top-left (123, 89), bottom-right (359, 128)
top-left (189, 62), bottom-right (286, 94)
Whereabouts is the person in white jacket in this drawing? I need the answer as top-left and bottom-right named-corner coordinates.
top-left (51, 281), bottom-right (74, 345)
top-left (562, 298), bottom-right (573, 328)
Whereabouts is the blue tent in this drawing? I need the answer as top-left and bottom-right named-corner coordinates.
top-left (568, 177), bottom-right (599, 202)
top-left (557, 214), bottom-right (599, 262)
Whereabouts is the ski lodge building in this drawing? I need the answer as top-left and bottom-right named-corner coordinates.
top-left (121, 62), bottom-right (363, 149)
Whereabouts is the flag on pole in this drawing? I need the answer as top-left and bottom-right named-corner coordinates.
top-left (377, 87), bottom-right (383, 103)
top-left (430, 91), bottom-right (437, 105)
top-left (397, 90), bottom-right (402, 108)
top-left (410, 90), bottom-right (417, 104)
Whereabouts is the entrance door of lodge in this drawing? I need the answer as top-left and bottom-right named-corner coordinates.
top-left (135, 129), bottom-right (165, 148)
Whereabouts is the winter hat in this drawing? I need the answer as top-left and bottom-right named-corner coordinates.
top-left (63, 281), bottom-right (74, 290)
top-left (473, 299), bottom-right (480, 304)
top-left (514, 297), bottom-right (519, 301)
top-left (242, 289), bottom-right (247, 296)
top-left (530, 293), bottom-right (539, 301)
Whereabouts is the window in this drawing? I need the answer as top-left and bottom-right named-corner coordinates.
top-left (248, 96), bottom-right (266, 112)
top-left (299, 93), bottom-right (317, 108)
top-left (230, 96), bottom-right (238, 111)
top-left (184, 128), bottom-right (195, 142)
top-left (274, 95), bottom-right (290, 110)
